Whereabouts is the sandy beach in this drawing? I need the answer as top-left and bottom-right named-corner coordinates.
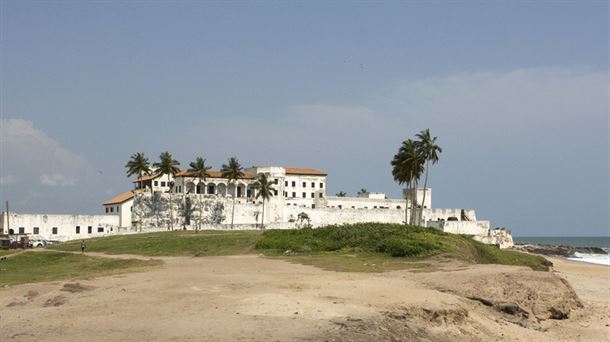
top-left (1, 254), bottom-right (608, 341)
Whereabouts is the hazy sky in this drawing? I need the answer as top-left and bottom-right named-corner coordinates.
top-left (1, 1), bottom-right (608, 236)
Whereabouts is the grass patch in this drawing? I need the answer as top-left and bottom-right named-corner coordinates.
top-left (0, 251), bottom-right (162, 286)
top-left (0, 249), bottom-right (21, 257)
top-left (47, 224), bottom-right (550, 272)
top-left (256, 223), bottom-right (550, 271)
top-left (49, 230), bottom-right (263, 257)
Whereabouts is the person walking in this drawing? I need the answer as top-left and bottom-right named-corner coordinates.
top-left (80, 240), bottom-right (86, 253)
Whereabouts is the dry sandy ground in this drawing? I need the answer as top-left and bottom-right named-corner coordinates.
top-left (0, 253), bottom-right (608, 341)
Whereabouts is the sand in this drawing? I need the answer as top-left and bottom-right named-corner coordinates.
top-left (1, 254), bottom-right (608, 341)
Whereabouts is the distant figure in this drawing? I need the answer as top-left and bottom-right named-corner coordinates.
top-left (81, 240), bottom-right (86, 253)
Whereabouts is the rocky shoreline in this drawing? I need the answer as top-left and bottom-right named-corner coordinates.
top-left (512, 243), bottom-right (607, 258)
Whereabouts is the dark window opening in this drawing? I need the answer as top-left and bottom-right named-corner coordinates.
top-left (291, 181), bottom-right (296, 187)
top-left (302, 192), bottom-right (306, 198)
top-left (292, 192), bottom-right (296, 197)
top-left (33, 227), bottom-right (39, 234)
top-left (97, 227), bottom-right (104, 233)
top-left (320, 183), bottom-right (323, 188)
top-left (161, 181), bottom-right (166, 187)
top-left (18, 227), bottom-right (25, 234)
top-left (311, 182), bottom-right (315, 188)
top-left (285, 181), bottom-right (288, 186)
top-left (302, 182), bottom-right (306, 187)
top-left (311, 193), bottom-right (314, 198)
top-left (154, 181), bottom-right (158, 186)
top-left (76, 226), bottom-right (80, 234)
top-left (105, 207), bottom-right (109, 213)
top-left (52, 227), bottom-right (58, 234)
top-left (319, 193), bottom-right (323, 198)
top-left (88, 226), bottom-right (92, 234)
top-left (274, 190), bottom-right (278, 196)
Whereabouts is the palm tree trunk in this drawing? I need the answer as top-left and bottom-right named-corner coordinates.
top-left (420, 160), bottom-right (430, 226)
top-left (231, 195), bottom-right (236, 229)
top-left (411, 181), bottom-right (418, 225)
top-left (404, 181), bottom-right (410, 225)
top-left (261, 198), bottom-right (265, 229)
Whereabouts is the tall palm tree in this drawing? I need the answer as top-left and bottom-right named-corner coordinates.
top-left (125, 152), bottom-right (152, 190)
top-left (189, 157), bottom-right (211, 232)
top-left (153, 151), bottom-right (181, 230)
top-left (415, 129), bottom-right (442, 225)
top-left (252, 173), bottom-right (276, 229)
top-left (125, 152), bottom-right (151, 231)
top-left (391, 139), bottom-right (424, 225)
top-left (220, 157), bottom-right (244, 229)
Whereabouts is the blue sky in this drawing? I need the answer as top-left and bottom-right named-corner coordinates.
top-left (1, 1), bottom-right (608, 236)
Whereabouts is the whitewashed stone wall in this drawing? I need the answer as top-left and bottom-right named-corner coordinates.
top-left (0, 212), bottom-right (119, 241)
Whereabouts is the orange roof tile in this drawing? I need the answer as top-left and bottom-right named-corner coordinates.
top-left (103, 190), bottom-right (142, 205)
top-left (284, 167), bottom-right (327, 176)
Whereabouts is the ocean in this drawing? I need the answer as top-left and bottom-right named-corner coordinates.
top-left (514, 236), bottom-right (610, 266)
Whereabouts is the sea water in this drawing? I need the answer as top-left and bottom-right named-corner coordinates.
top-left (514, 236), bottom-right (610, 266)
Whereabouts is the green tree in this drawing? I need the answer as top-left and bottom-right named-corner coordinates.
top-left (220, 157), bottom-right (244, 229)
top-left (391, 139), bottom-right (424, 225)
top-left (335, 191), bottom-right (347, 197)
top-left (189, 157), bottom-right (211, 232)
top-left (357, 188), bottom-right (368, 196)
top-left (415, 129), bottom-right (442, 225)
top-left (125, 152), bottom-right (152, 191)
top-left (252, 173), bottom-right (276, 229)
top-left (125, 152), bottom-right (151, 232)
top-left (153, 151), bottom-right (181, 230)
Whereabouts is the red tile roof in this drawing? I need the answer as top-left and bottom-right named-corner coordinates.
top-left (103, 189), bottom-right (143, 205)
top-left (284, 167), bottom-right (327, 176)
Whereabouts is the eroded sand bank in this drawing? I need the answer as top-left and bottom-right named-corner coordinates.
top-left (1, 255), bottom-right (608, 341)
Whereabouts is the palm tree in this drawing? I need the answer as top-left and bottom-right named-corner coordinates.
top-left (125, 152), bottom-right (152, 190)
top-left (335, 191), bottom-right (347, 197)
top-left (189, 157), bottom-right (211, 232)
top-left (415, 129), bottom-right (442, 225)
top-left (153, 151), bottom-right (181, 230)
top-left (252, 173), bottom-right (276, 229)
top-left (125, 152), bottom-right (151, 232)
top-left (357, 188), bottom-right (368, 196)
top-left (391, 139), bottom-right (424, 225)
top-left (220, 157), bottom-right (244, 229)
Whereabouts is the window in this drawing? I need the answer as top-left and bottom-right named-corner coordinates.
top-left (311, 193), bottom-right (314, 198)
top-left (292, 192), bottom-right (296, 197)
top-left (52, 227), bottom-right (58, 234)
top-left (130, 206), bottom-right (133, 212)
top-left (33, 227), bottom-right (39, 234)
top-left (396, 206), bottom-right (401, 209)
top-left (283, 191), bottom-right (287, 197)
top-left (105, 207), bottom-right (109, 213)
top-left (338, 205), bottom-right (342, 209)
top-left (18, 227), bottom-right (25, 234)
top-left (97, 227), bottom-right (104, 233)
top-left (320, 183), bottom-right (323, 188)
top-left (154, 181), bottom-right (159, 186)
top-left (319, 193), bottom-right (323, 198)
top-left (110, 207), bottom-right (114, 213)
top-left (311, 182), bottom-right (315, 188)
top-left (76, 226), bottom-right (80, 234)
top-left (285, 181), bottom-right (288, 186)
top-left (161, 181), bottom-right (166, 187)
top-left (291, 181), bottom-right (296, 187)
top-left (274, 190), bottom-right (278, 196)
top-left (312, 204), bottom-right (315, 209)
top-left (117, 206), bottom-right (120, 212)
top-left (274, 179), bottom-right (278, 184)
top-left (302, 182), bottom-right (306, 187)
top-left (302, 192), bottom-right (306, 198)
top-left (88, 226), bottom-right (92, 234)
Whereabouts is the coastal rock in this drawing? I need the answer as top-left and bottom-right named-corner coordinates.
top-left (512, 243), bottom-right (607, 258)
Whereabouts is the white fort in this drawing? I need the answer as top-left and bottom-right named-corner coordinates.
top-left (1, 166), bottom-right (513, 248)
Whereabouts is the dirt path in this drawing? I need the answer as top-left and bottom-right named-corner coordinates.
top-left (1, 255), bottom-right (608, 341)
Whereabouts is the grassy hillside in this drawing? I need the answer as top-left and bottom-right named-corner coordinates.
top-left (256, 223), bottom-right (551, 271)
top-left (0, 251), bottom-right (161, 286)
top-left (49, 230), bottom-right (262, 256)
top-left (49, 224), bottom-right (550, 272)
